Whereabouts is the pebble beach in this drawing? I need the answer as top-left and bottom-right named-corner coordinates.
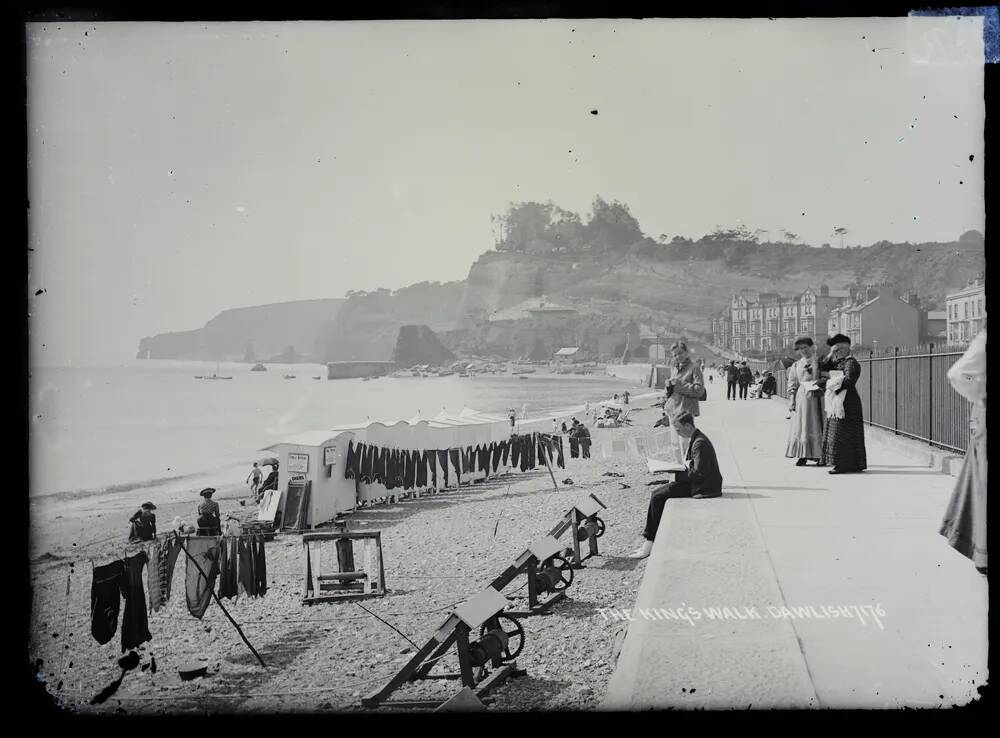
top-left (30, 395), bottom-right (670, 713)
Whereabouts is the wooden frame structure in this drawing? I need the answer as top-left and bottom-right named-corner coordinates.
top-left (302, 531), bottom-right (386, 603)
top-left (362, 588), bottom-right (525, 709)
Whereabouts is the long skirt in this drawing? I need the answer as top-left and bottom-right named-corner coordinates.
top-left (940, 411), bottom-right (987, 569)
top-left (820, 386), bottom-right (867, 471)
top-left (785, 387), bottom-right (824, 459)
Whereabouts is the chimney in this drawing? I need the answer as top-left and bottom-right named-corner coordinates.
top-left (819, 284), bottom-right (829, 297)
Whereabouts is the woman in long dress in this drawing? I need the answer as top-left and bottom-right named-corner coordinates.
top-left (817, 334), bottom-right (867, 474)
top-left (939, 328), bottom-right (987, 574)
top-left (785, 336), bottom-right (824, 465)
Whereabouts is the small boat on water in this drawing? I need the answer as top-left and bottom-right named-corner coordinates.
top-left (283, 374), bottom-right (296, 379)
top-left (250, 363), bottom-right (267, 372)
top-left (193, 375), bottom-right (203, 379)
top-left (203, 374), bottom-right (233, 380)
top-left (437, 370), bottom-right (454, 377)
top-left (313, 376), bottom-right (322, 380)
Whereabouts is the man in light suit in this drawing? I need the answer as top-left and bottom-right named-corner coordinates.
top-left (631, 412), bottom-right (723, 559)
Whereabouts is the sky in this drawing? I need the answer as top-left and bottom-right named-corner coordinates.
top-left (26, 17), bottom-right (985, 365)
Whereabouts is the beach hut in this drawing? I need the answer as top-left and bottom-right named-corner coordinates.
top-left (259, 430), bottom-right (358, 530)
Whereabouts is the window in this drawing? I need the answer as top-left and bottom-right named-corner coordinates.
top-left (965, 303), bottom-right (969, 319)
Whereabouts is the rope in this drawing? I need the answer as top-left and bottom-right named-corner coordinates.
top-left (353, 602), bottom-right (420, 650)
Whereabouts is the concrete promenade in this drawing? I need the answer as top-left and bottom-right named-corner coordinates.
top-left (602, 393), bottom-right (988, 709)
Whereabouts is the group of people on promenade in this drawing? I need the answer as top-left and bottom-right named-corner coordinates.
top-left (719, 360), bottom-right (775, 400)
top-left (784, 333), bottom-right (868, 474)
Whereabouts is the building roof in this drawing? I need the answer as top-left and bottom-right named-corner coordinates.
top-left (555, 347), bottom-right (579, 356)
top-left (946, 282), bottom-right (986, 300)
top-left (926, 310), bottom-right (947, 320)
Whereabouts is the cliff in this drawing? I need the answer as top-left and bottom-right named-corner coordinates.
top-left (392, 325), bottom-right (456, 367)
top-left (137, 298), bottom-right (345, 361)
top-left (139, 234), bottom-right (985, 363)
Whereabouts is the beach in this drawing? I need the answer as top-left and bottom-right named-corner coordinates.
top-left (30, 372), bottom-right (665, 713)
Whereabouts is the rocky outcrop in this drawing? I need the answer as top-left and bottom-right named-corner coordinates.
top-left (136, 298), bottom-right (344, 361)
top-left (391, 325), bottom-right (455, 367)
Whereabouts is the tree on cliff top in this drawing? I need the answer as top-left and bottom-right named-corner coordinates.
top-left (584, 196), bottom-right (644, 254)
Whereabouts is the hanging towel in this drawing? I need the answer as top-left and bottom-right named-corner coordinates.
top-left (237, 536), bottom-right (257, 597)
top-left (185, 538), bottom-right (221, 619)
top-left (253, 535), bottom-right (268, 596)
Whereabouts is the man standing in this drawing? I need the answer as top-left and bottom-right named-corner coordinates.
top-left (725, 360), bottom-right (739, 400)
top-left (663, 342), bottom-right (705, 421)
top-left (578, 421), bottom-right (592, 459)
top-left (246, 462), bottom-right (263, 500)
top-left (737, 361), bottom-right (754, 400)
top-left (128, 502), bottom-right (157, 542)
top-left (631, 412), bottom-right (723, 558)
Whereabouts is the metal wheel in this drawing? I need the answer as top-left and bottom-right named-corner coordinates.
top-left (593, 516), bottom-right (606, 538)
top-left (544, 555), bottom-right (574, 591)
top-left (480, 614), bottom-right (525, 662)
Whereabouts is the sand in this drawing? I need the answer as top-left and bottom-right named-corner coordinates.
top-left (30, 397), bottom-right (671, 713)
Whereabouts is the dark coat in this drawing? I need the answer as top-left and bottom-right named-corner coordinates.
top-left (684, 429), bottom-right (723, 497)
top-left (737, 366), bottom-right (754, 385)
top-left (725, 363), bottom-right (740, 382)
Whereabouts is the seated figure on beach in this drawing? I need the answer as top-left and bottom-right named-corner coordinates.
top-left (631, 412), bottom-right (723, 559)
top-left (196, 487), bottom-right (221, 536)
top-left (128, 502), bottom-right (157, 542)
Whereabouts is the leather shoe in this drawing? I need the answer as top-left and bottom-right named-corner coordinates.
top-left (795, 458), bottom-right (808, 466)
top-left (692, 492), bottom-right (722, 498)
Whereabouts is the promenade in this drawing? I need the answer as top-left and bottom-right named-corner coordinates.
top-left (602, 392), bottom-right (987, 709)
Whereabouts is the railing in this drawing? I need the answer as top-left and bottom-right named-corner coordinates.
top-left (767, 345), bottom-right (971, 454)
top-left (855, 345), bottom-right (971, 454)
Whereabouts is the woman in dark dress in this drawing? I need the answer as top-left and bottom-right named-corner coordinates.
top-left (817, 334), bottom-right (867, 474)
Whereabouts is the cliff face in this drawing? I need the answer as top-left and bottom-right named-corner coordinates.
top-left (139, 236), bottom-right (985, 362)
top-left (319, 281), bottom-right (465, 361)
top-left (392, 325), bottom-right (456, 367)
top-left (137, 299), bottom-right (345, 361)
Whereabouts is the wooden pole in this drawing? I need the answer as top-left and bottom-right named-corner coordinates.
top-left (540, 436), bottom-right (559, 491)
top-left (175, 534), bottom-right (267, 668)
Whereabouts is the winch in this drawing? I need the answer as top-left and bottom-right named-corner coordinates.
top-left (490, 535), bottom-right (574, 617)
top-left (363, 589), bottom-right (526, 710)
top-left (548, 493), bottom-right (608, 568)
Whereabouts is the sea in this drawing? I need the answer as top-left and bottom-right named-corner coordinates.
top-left (29, 360), bottom-right (644, 498)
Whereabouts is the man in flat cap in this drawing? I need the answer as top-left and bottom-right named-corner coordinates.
top-left (128, 502), bottom-right (157, 542)
top-left (196, 488), bottom-right (222, 536)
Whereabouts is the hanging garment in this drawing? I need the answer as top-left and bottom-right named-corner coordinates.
top-left (501, 439), bottom-right (510, 467)
top-left (146, 539), bottom-right (164, 613)
top-left (477, 445), bottom-right (491, 479)
top-left (377, 446), bottom-right (388, 484)
top-left (185, 537), bottom-right (221, 619)
top-left (510, 437), bottom-right (522, 468)
top-left (344, 441), bottom-right (358, 480)
top-left (437, 449), bottom-right (449, 487)
top-left (449, 448), bottom-right (462, 485)
top-left (460, 447), bottom-right (473, 476)
top-left (91, 560), bottom-right (124, 646)
top-left (425, 450), bottom-right (437, 488)
top-left (218, 537), bottom-right (240, 600)
top-left (253, 535), bottom-right (268, 596)
top-left (491, 442), bottom-right (501, 473)
top-left (403, 449), bottom-right (416, 489)
top-left (556, 436), bottom-right (565, 469)
top-left (120, 552), bottom-right (152, 653)
top-left (383, 449), bottom-right (395, 490)
top-left (415, 450), bottom-right (428, 488)
top-left (161, 536), bottom-right (183, 603)
top-left (237, 536), bottom-right (257, 597)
